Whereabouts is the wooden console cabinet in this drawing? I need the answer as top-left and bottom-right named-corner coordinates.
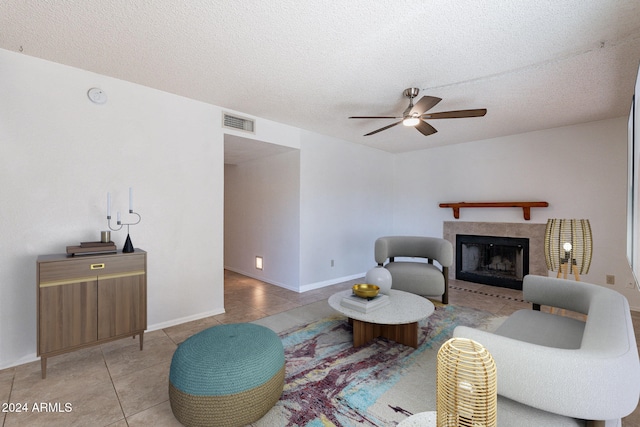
top-left (37, 250), bottom-right (147, 378)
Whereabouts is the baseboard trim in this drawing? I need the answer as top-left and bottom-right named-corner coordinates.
top-left (224, 266), bottom-right (299, 292)
top-left (224, 267), bottom-right (365, 294)
top-left (299, 272), bottom-right (365, 293)
top-left (147, 308), bottom-right (226, 332)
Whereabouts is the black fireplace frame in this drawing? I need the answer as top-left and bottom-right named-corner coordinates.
top-left (455, 234), bottom-right (529, 290)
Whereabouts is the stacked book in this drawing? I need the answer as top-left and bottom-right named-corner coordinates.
top-left (340, 293), bottom-right (390, 313)
top-left (66, 241), bottom-right (117, 256)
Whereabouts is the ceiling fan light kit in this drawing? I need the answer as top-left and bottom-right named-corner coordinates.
top-left (349, 87), bottom-right (487, 137)
top-left (402, 116), bottom-right (420, 126)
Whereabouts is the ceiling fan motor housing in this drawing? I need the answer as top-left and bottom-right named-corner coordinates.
top-left (403, 87), bottom-right (420, 99)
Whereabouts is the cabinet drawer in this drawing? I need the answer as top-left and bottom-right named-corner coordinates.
top-left (39, 253), bottom-right (145, 285)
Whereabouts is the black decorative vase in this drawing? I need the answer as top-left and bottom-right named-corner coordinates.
top-left (123, 233), bottom-right (135, 253)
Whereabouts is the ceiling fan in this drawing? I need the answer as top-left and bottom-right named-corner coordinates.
top-left (349, 87), bottom-right (487, 136)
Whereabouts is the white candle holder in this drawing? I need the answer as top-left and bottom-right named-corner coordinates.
top-left (107, 211), bottom-right (141, 253)
top-left (107, 188), bottom-right (141, 253)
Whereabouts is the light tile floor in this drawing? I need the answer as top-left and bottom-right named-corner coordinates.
top-left (0, 270), bottom-right (638, 426)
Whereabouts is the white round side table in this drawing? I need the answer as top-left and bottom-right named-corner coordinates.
top-left (397, 411), bottom-right (436, 427)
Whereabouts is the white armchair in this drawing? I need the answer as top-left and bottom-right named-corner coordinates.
top-left (454, 275), bottom-right (640, 426)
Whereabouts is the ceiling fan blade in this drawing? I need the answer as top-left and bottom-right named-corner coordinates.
top-left (415, 120), bottom-right (438, 136)
top-left (410, 96), bottom-right (442, 116)
top-left (349, 116), bottom-right (401, 119)
top-left (364, 121), bottom-right (402, 136)
top-left (422, 108), bottom-right (487, 119)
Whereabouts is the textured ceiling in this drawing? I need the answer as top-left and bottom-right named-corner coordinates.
top-left (1, 1), bottom-right (640, 155)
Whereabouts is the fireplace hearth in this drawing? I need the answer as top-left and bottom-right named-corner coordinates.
top-left (456, 234), bottom-right (529, 290)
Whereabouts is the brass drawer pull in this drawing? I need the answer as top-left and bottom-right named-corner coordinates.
top-left (90, 263), bottom-right (105, 270)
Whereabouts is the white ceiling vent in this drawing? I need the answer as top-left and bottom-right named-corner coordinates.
top-left (222, 112), bottom-right (255, 133)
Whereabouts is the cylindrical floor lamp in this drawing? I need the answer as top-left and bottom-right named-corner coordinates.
top-left (437, 338), bottom-right (497, 427)
top-left (544, 219), bottom-right (593, 281)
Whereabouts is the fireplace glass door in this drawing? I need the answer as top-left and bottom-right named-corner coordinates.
top-left (456, 234), bottom-right (529, 290)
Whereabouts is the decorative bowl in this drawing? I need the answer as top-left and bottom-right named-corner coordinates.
top-left (352, 284), bottom-right (380, 299)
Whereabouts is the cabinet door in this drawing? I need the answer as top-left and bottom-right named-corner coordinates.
top-left (97, 273), bottom-right (146, 340)
top-left (39, 280), bottom-right (98, 355)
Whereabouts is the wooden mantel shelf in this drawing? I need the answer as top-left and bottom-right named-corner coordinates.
top-left (439, 201), bottom-right (549, 220)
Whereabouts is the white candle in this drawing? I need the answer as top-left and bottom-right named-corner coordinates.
top-left (129, 187), bottom-right (133, 212)
top-left (107, 193), bottom-right (111, 217)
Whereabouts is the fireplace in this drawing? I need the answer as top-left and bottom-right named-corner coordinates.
top-left (443, 221), bottom-right (547, 289)
top-left (456, 234), bottom-right (529, 290)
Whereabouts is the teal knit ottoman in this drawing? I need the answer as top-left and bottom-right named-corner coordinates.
top-left (169, 323), bottom-right (285, 427)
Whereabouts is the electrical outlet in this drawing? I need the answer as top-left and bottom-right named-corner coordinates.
top-left (628, 282), bottom-right (636, 289)
top-left (606, 275), bottom-right (615, 285)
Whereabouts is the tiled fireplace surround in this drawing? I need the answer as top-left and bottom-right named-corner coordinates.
top-left (443, 221), bottom-right (548, 283)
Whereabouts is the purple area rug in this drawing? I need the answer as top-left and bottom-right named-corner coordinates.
top-left (254, 303), bottom-right (503, 427)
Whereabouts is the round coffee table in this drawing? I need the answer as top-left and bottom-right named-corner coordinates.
top-left (328, 289), bottom-right (435, 348)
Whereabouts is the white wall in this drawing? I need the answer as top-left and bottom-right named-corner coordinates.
top-left (224, 149), bottom-right (301, 289)
top-left (392, 117), bottom-right (640, 309)
top-left (0, 49), bottom-right (225, 369)
top-left (225, 129), bottom-right (394, 292)
top-left (299, 131), bottom-right (394, 290)
top-left (225, 128), bottom-right (394, 292)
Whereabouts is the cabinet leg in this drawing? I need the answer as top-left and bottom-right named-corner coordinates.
top-left (139, 332), bottom-right (144, 351)
top-left (41, 357), bottom-right (47, 379)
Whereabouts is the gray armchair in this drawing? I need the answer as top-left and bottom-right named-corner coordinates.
top-left (374, 236), bottom-right (453, 303)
